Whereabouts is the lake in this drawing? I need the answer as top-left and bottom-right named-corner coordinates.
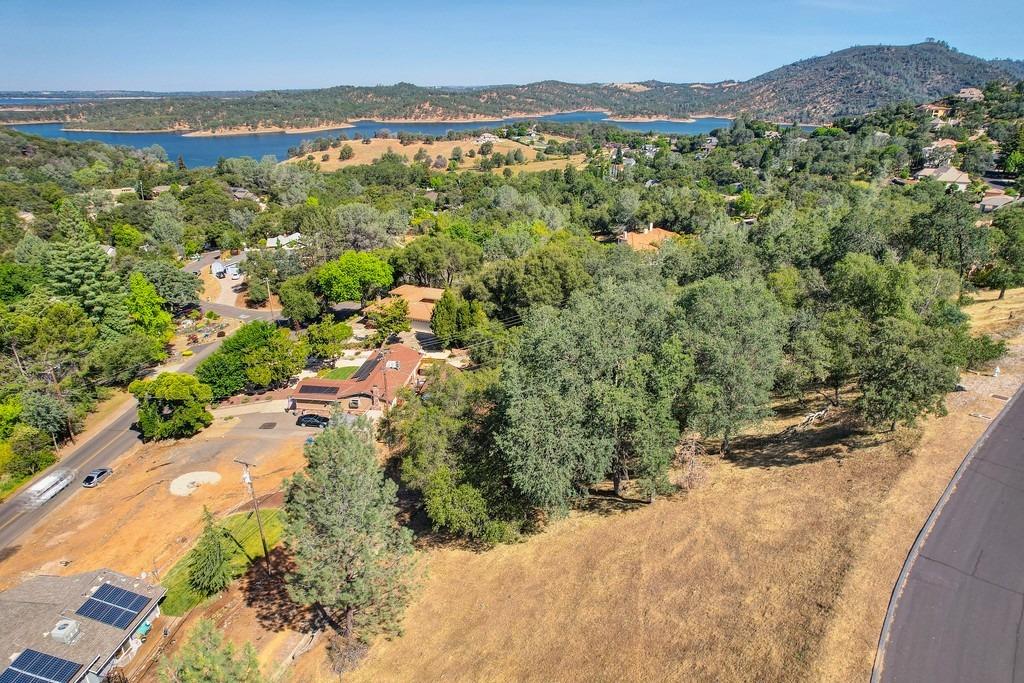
top-left (10, 112), bottom-right (735, 168)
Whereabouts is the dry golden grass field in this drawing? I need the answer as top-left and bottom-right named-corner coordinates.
top-left (285, 136), bottom-right (587, 174)
top-left (283, 287), bottom-right (1024, 683)
top-left (14, 289), bottom-right (1022, 683)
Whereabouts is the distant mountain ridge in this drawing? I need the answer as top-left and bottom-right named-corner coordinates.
top-left (2, 42), bottom-right (1020, 130)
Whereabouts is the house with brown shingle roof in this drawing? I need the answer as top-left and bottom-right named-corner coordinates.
top-left (290, 343), bottom-right (423, 417)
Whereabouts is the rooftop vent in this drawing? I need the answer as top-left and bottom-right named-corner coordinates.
top-left (51, 619), bottom-right (80, 645)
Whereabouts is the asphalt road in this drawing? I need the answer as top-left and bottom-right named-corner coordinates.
top-left (0, 341), bottom-right (222, 556)
top-left (877, 386), bottom-right (1024, 682)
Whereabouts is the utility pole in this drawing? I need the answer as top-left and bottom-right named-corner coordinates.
top-left (265, 278), bottom-right (275, 319)
top-left (234, 458), bottom-right (273, 576)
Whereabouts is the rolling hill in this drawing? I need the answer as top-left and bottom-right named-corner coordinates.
top-left (1, 41), bottom-right (1020, 130)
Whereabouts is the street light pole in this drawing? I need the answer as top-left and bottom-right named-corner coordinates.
top-left (234, 458), bottom-right (273, 576)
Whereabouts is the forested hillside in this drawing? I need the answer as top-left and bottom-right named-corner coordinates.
top-left (3, 76), bottom-right (1022, 521)
top-left (1, 42), bottom-right (1019, 131)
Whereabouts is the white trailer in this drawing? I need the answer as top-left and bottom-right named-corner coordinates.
top-left (22, 469), bottom-right (75, 508)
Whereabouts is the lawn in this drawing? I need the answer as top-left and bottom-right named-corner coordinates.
top-left (319, 365), bottom-right (358, 380)
top-left (160, 509), bottom-right (284, 616)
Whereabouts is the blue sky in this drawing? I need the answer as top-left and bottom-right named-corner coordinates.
top-left (2, 0), bottom-right (1022, 91)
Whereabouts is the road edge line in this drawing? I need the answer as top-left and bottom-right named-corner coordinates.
top-left (871, 383), bottom-right (1024, 682)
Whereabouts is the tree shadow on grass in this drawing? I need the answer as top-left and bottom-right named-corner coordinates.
top-left (239, 547), bottom-right (315, 633)
top-left (726, 414), bottom-right (885, 469)
top-left (578, 489), bottom-right (649, 516)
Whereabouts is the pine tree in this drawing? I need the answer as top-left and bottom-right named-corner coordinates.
top-left (54, 199), bottom-right (92, 240)
top-left (188, 507), bottom-right (232, 597)
top-left (50, 238), bottom-right (122, 325)
top-left (283, 420), bottom-right (415, 640)
top-left (159, 619), bottom-right (263, 683)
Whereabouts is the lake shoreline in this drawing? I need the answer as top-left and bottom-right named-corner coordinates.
top-left (10, 114), bottom-right (738, 168)
top-left (182, 122), bottom-right (355, 137)
top-left (606, 115), bottom-right (698, 123)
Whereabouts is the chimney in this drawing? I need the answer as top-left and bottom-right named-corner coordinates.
top-left (370, 384), bottom-right (379, 408)
top-left (646, 222), bottom-right (653, 233)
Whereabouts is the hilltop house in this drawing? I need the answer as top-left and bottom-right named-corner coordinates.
top-left (922, 138), bottom-right (958, 167)
top-left (913, 165), bottom-right (971, 192)
top-left (290, 343), bottom-right (423, 417)
top-left (956, 87), bottom-right (985, 102)
top-left (228, 186), bottom-right (260, 202)
top-left (0, 568), bottom-right (165, 683)
top-left (618, 224), bottom-right (679, 252)
top-left (980, 193), bottom-right (1019, 213)
top-left (918, 102), bottom-right (952, 119)
top-left (368, 285), bottom-right (445, 334)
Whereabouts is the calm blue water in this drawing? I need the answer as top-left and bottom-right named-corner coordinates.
top-left (10, 113), bottom-right (734, 168)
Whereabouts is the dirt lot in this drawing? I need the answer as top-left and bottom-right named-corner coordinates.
top-left (278, 288), bottom-right (1024, 683)
top-left (0, 412), bottom-right (309, 589)
top-left (285, 136), bottom-right (587, 174)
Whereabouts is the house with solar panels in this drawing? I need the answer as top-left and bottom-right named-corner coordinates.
top-left (290, 343), bottom-right (424, 418)
top-left (0, 568), bottom-right (165, 683)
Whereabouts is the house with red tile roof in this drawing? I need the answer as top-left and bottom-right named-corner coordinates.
top-left (617, 225), bottom-right (679, 252)
top-left (366, 285), bottom-right (445, 333)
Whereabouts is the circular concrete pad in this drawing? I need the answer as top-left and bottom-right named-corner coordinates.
top-left (170, 471), bottom-right (222, 496)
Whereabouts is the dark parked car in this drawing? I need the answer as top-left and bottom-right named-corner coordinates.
top-left (81, 468), bottom-right (113, 488)
top-left (296, 414), bottom-right (330, 428)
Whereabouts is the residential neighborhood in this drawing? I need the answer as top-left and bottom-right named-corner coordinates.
top-left (1, 11), bottom-right (1024, 683)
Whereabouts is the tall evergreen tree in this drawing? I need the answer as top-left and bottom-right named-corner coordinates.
top-left (188, 507), bottom-right (232, 597)
top-left (50, 237), bottom-right (123, 326)
top-left (283, 421), bottom-right (415, 639)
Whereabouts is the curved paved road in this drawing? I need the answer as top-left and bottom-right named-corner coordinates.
top-left (0, 341), bottom-right (222, 556)
top-left (876, 386), bottom-right (1024, 682)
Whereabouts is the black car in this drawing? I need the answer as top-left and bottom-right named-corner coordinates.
top-left (82, 468), bottom-right (113, 488)
top-left (296, 414), bottom-right (330, 428)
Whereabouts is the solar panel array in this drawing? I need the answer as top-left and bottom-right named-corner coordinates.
top-left (74, 583), bottom-right (150, 630)
top-left (297, 384), bottom-right (340, 396)
top-left (0, 649), bottom-right (81, 683)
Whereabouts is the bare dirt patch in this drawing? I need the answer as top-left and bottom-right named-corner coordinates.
top-left (0, 415), bottom-right (306, 590)
top-left (169, 471), bottom-right (222, 496)
top-left (285, 137), bottom-right (587, 174)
